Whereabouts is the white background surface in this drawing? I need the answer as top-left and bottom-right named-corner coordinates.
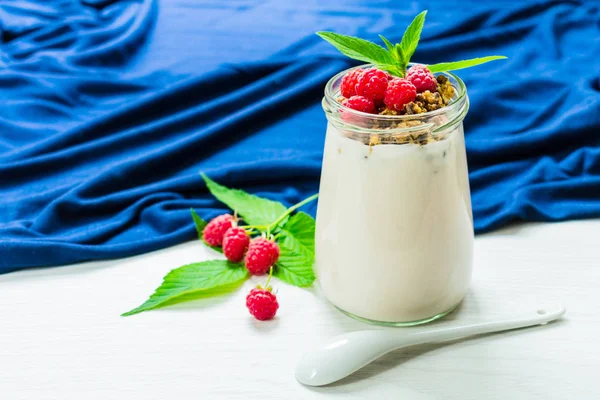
top-left (1, 219), bottom-right (599, 399)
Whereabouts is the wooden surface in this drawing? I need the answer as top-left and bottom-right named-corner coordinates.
top-left (1, 219), bottom-right (599, 399)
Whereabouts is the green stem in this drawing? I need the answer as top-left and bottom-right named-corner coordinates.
top-left (246, 193), bottom-right (319, 232)
top-left (265, 266), bottom-right (273, 290)
top-left (267, 193), bottom-right (318, 231)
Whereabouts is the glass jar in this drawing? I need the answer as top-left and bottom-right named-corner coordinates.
top-left (315, 65), bottom-right (473, 326)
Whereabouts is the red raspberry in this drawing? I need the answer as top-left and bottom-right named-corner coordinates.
top-left (406, 65), bottom-right (437, 93)
top-left (354, 68), bottom-right (389, 102)
top-left (202, 214), bottom-right (234, 246)
top-left (246, 288), bottom-right (279, 321)
top-left (340, 68), bottom-right (363, 98)
top-left (384, 78), bottom-right (417, 111)
top-left (342, 95), bottom-right (376, 114)
top-left (244, 237), bottom-right (280, 275)
top-left (222, 227), bottom-right (250, 262)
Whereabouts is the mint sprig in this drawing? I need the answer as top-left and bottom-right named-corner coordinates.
top-left (315, 31), bottom-right (395, 67)
top-left (317, 10), bottom-right (506, 77)
top-left (123, 175), bottom-right (319, 316)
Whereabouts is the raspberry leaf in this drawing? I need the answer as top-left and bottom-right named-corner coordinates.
top-left (203, 237), bottom-right (223, 254)
top-left (398, 10), bottom-right (427, 69)
top-left (190, 208), bottom-right (223, 252)
top-left (202, 174), bottom-right (288, 227)
top-left (190, 208), bottom-right (207, 239)
top-left (427, 56), bottom-right (507, 73)
top-left (274, 212), bottom-right (316, 287)
top-left (122, 260), bottom-right (248, 316)
top-left (278, 212), bottom-right (315, 260)
top-left (274, 247), bottom-right (315, 287)
top-left (316, 31), bottom-right (395, 66)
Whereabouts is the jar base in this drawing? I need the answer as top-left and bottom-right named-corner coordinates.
top-left (335, 301), bottom-right (462, 327)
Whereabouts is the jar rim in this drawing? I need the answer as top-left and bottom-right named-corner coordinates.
top-left (322, 64), bottom-right (469, 134)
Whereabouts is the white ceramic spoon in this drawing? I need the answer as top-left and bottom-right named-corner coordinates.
top-left (296, 306), bottom-right (566, 386)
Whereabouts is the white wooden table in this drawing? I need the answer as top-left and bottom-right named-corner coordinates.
top-left (1, 219), bottom-right (599, 399)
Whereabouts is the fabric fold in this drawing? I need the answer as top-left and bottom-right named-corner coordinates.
top-left (0, 0), bottom-right (599, 273)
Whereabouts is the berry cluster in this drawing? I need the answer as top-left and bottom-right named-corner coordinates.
top-left (203, 214), bottom-right (280, 320)
top-left (339, 65), bottom-right (440, 114)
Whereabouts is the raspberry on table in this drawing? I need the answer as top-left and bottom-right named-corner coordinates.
top-left (222, 227), bottom-right (250, 262)
top-left (340, 68), bottom-right (363, 98)
top-left (246, 288), bottom-right (279, 321)
top-left (384, 78), bottom-right (417, 111)
top-left (354, 68), bottom-right (389, 102)
top-left (202, 214), bottom-right (234, 246)
top-left (406, 64), bottom-right (437, 93)
top-left (342, 95), bottom-right (376, 114)
top-left (244, 237), bottom-right (280, 275)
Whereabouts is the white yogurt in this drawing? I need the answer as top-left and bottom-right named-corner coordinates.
top-left (315, 124), bottom-right (474, 323)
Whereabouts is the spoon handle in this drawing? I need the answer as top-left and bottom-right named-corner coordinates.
top-left (398, 306), bottom-right (566, 347)
top-left (295, 306), bottom-right (566, 386)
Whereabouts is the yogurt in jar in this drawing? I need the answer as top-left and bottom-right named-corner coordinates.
top-left (315, 123), bottom-right (474, 324)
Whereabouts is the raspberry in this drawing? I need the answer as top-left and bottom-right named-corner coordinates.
top-left (384, 78), bottom-right (417, 111)
top-left (246, 288), bottom-right (279, 321)
top-left (406, 65), bottom-right (437, 93)
top-left (244, 237), bottom-right (280, 275)
top-left (354, 68), bottom-right (389, 102)
top-left (342, 95), bottom-right (376, 114)
top-left (202, 214), bottom-right (234, 246)
top-left (222, 227), bottom-right (250, 262)
top-left (340, 68), bottom-right (363, 98)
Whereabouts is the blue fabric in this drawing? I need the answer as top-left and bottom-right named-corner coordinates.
top-left (1, 0), bottom-right (599, 273)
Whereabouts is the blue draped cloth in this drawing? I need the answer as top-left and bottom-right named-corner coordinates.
top-left (1, 0), bottom-right (599, 273)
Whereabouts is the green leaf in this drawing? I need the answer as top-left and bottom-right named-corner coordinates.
top-left (274, 247), bottom-right (316, 287)
top-left (122, 260), bottom-right (248, 316)
top-left (279, 212), bottom-right (315, 259)
top-left (203, 238), bottom-right (223, 254)
top-left (398, 10), bottom-right (427, 65)
top-left (378, 63), bottom-right (404, 78)
top-left (202, 174), bottom-right (287, 227)
top-left (190, 207), bottom-right (223, 253)
top-left (316, 31), bottom-right (395, 66)
top-left (427, 56), bottom-right (507, 73)
top-left (379, 34), bottom-right (395, 52)
top-left (190, 208), bottom-right (207, 239)
top-left (274, 212), bottom-right (316, 287)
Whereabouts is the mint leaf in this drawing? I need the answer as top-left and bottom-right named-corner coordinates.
top-left (202, 174), bottom-right (288, 227)
top-left (190, 208), bottom-right (207, 239)
top-left (427, 56), bottom-right (507, 73)
top-left (374, 63), bottom-right (404, 77)
top-left (398, 10), bottom-right (427, 66)
top-left (316, 31), bottom-right (395, 66)
top-left (379, 34), bottom-right (395, 53)
top-left (122, 260), bottom-right (248, 316)
top-left (274, 212), bottom-right (316, 287)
